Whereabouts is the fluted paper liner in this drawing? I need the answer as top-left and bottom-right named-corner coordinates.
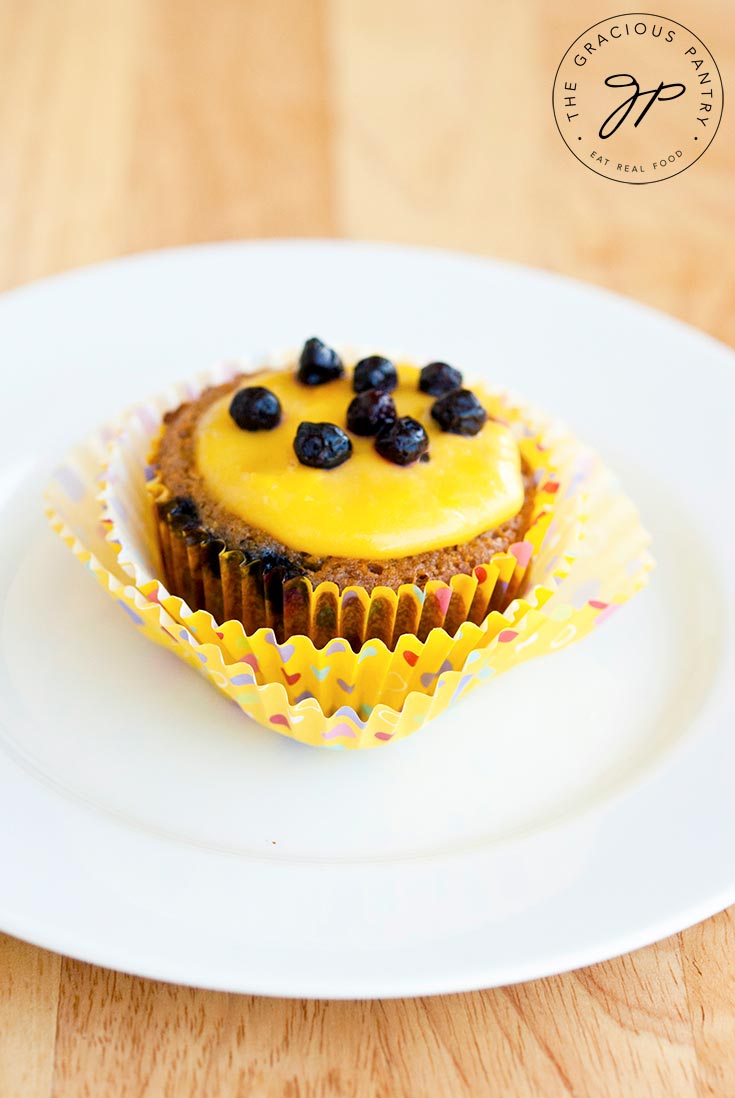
top-left (45, 357), bottom-right (652, 748)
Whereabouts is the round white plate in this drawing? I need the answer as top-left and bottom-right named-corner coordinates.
top-left (0, 241), bottom-right (733, 998)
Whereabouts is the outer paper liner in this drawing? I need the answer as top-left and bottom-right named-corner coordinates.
top-left (45, 358), bottom-right (653, 749)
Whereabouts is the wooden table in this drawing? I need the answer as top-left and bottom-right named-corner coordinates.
top-left (1, 1), bottom-right (733, 1094)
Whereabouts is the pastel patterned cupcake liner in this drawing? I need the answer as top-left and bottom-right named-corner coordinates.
top-left (45, 357), bottom-right (653, 749)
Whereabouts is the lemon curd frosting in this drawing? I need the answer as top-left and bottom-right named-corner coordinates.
top-left (193, 365), bottom-right (524, 560)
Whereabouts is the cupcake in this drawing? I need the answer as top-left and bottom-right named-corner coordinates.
top-left (46, 340), bottom-right (652, 748)
top-left (149, 338), bottom-right (551, 649)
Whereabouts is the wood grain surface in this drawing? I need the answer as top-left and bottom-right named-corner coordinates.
top-left (0, 1), bottom-right (733, 1095)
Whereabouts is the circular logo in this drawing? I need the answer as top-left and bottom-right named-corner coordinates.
top-left (553, 13), bottom-right (723, 183)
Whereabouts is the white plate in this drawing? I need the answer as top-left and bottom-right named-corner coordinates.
top-left (0, 240), bottom-right (733, 998)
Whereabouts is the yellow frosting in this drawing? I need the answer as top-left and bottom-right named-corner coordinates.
top-left (194, 364), bottom-right (524, 559)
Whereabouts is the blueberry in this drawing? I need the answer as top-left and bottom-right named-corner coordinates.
top-left (167, 496), bottom-right (199, 522)
top-left (164, 496), bottom-right (201, 533)
top-left (297, 337), bottom-right (344, 385)
top-left (375, 416), bottom-right (429, 466)
top-left (229, 386), bottom-right (281, 430)
top-left (258, 549), bottom-right (304, 582)
top-left (353, 355), bottom-right (397, 393)
top-left (419, 361), bottom-right (463, 396)
top-left (294, 422), bottom-right (352, 469)
top-left (346, 390), bottom-right (397, 436)
top-left (431, 388), bottom-right (488, 435)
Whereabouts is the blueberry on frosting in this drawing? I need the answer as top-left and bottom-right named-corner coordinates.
top-left (346, 390), bottom-right (397, 436)
top-left (431, 388), bottom-right (488, 436)
top-left (293, 422), bottom-right (352, 469)
top-left (229, 386), bottom-right (281, 431)
top-left (419, 361), bottom-right (462, 396)
top-left (297, 337), bottom-right (344, 386)
top-left (353, 356), bottom-right (397, 393)
top-left (375, 416), bottom-right (429, 466)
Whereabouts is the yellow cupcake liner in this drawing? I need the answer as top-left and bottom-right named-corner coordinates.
top-left (45, 358), bottom-right (653, 749)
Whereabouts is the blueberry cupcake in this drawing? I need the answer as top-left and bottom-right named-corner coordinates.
top-left (48, 338), bottom-right (652, 746)
top-left (149, 338), bottom-right (552, 648)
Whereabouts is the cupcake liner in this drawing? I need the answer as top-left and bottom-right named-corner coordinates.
top-left (45, 356), bottom-right (653, 748)
top-left (150, 498), bottom-right (550, 647)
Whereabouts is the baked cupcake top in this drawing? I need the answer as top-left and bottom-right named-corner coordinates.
top-left (189, 344), bottom-right (524, 560)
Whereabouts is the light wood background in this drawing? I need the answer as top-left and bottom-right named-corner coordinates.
top-left (0, 1), bottom-right (733, 1095)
